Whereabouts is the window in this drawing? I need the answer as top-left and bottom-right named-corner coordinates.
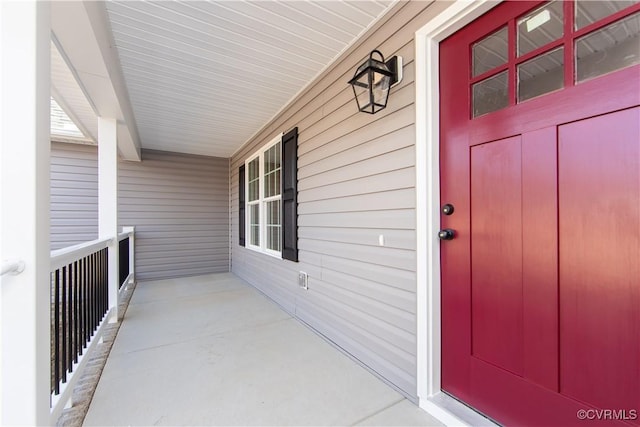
top-left (471, 0), bottom-right (640, 117)
top-left (50, 97), bottom-right (93, 143)
top-left (245, 136), bottom-right (282, 257)
top-left (238, 127), bottom-right (298, 261)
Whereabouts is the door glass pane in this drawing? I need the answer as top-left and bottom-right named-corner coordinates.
top-left (518, 1), bottom-right (564, 56)
top-left (249, 204), bottom-right (260, 246)
top-left (518, 47), bottom-right (564, 102)
top-left (473, 26), bottom-right (508, 77)
top-left (575, 0), bottom-right (638, 29)
top-left (472, 71), bottom-right (509, 117)
top-left (248, 158), bottom-right (259, 202)
top-left (265, 200), bottom-right (281, 252)
top-left (576, 12), bottom-right (640, 82)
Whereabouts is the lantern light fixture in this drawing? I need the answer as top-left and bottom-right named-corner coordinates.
top-left (348, 50), bottom-right (402, 114)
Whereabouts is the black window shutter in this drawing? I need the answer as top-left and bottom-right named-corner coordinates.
top-left (281, 127), bottom-right (298, 261)
top-left (238, 165), bottom-right (245, 247)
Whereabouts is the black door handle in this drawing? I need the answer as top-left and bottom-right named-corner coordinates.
top-left (438, 229), bottom-right (455, 240)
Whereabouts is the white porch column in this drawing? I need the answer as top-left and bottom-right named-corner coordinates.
top-left (98, 117), bottom-right (119, 321)
top-left (0, 1), bottom-right (51, 425)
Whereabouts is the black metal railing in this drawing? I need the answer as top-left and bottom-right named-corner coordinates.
top-left (50, 247), bottom-right (108, 395)
top-left (118, 237), bottom-right (130, 289)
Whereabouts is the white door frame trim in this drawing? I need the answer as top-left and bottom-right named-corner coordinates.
top-left (415, 1), bottom-right (501, 424)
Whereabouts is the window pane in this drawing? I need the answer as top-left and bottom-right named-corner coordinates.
top-left (250, 204), bottom-right (260, 246)
top-left (576, 0), bottom-right (638, 29)
top-left (473, 26), bottom-right (508, 77)
top-left (265, 200), bottom-right (281, 252)
top-left (518, 47), bottom-right (564, 102)
top-left (264, 142), bottom-right (281, 198)
top-left (472, 71), bottom-right (508, 117)
top-left (51, 98), bottom-right (86, 139)
top-left (248, 158), bottom-right (259, 202)
top-left (576, 12), bottom-right (640, 82)
top-left (248, 158), bottom-right (259, 180)
top-left (518, 1), bottom-right (564, 56)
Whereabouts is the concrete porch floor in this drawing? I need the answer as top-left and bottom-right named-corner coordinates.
top-left (83, 273), bottom-right (444, 426)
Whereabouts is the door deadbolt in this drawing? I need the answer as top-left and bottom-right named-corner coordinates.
top-left (442, 204), bottom-right (454, 215)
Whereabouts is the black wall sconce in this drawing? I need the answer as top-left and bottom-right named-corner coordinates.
top-left (348, 50), bottom-right (403, 114)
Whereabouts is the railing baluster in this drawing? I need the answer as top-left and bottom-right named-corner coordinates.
top-left (104, 249), bottom-right (107, 315)
top-left (93, 252), bottom-right (98, 328)
top-left (93, 253), bottom-right (97, 334)
top-left (100, 249), bottom-right (103, 315)
top-left (50, 273), bottom-right (54, 396)
top-left (103, 248), bottom-right (108, 314)
top-left (119, 237), bottom-right (129, 289)
top-left (50, 230), bottom-right (135, 403)
top-left (73, 261), bottom-right (78, 363)
top-left (67, 264), bottom-right (73, 373)
top-left (61, 266), bottom-right (67, 383)
top-left (97, 251), bottom-right (101, 326)
top-left (78, 258), bottom-right (83, 356)
top-left (90, 253), bottom-right (95, 334)
top-left (87, 254), bottom-right (91, 342)
top-left (95, 251), bottom-right (99, 324)
top-left (84, 255), bottom-right (89, 347)
top-left (54, 269), bottom-right (60, 394)
top-left (97, 250), bottom-right (102, 321)
top-left (81, 257), bottom-right (85, 349)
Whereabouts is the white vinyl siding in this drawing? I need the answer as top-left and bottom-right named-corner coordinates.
top-left (50, 142), bottom-right (99, 250)
top-left (119, 150), bottom-right (230, 280)
top-left (51, 143), bottom-right (230, 281)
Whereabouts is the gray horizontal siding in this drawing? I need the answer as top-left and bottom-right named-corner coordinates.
top-left (231, 0), bottom-right (447, 400)
top-left (119, 149), bottom-right (229, 281)
top-left (51, 142), bottom-right (99, 250)
top-left (50, 143), bottom-right (230, 281)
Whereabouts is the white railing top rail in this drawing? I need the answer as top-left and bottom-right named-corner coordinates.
top-left (118, 230), bottom-right (133, 241)
top-left (50, 228), bottom-right (135, 271)
top-left (50, 237), bottom-right (112, 272)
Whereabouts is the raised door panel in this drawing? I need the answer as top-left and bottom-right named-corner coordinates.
top-left (559, 107), bottom-right (640, 415)
top-left (471, 136), bottom-right (524, 375)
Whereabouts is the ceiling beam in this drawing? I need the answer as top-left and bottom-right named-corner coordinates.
top-left (51, 1), bottom-right (141, 161)
top-left (50, 37), bottom-right (98, 143)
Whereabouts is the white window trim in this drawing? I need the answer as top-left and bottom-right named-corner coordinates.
top-left (245, 133), bottom-right (283, 259)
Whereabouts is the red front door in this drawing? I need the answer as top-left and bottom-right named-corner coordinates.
top-left (440, 1), bottom-right (640, 425)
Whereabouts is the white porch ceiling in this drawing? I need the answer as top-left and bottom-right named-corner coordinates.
top-left (102, 0), bottom-right (394, 158)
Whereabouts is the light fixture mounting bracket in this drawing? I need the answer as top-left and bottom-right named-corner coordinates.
top-left (387, 56), bottom-right (403, 87)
